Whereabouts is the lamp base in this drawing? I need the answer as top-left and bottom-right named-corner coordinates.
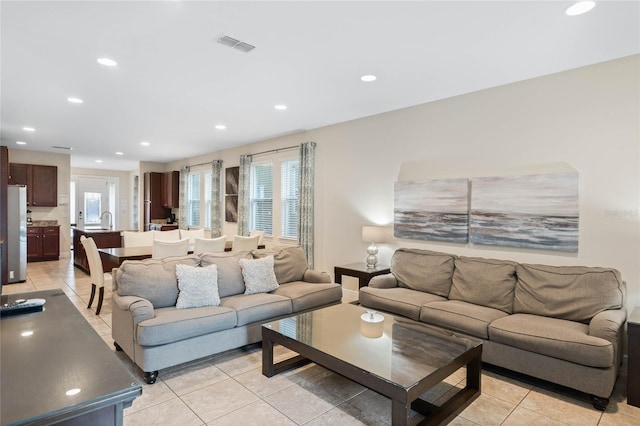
top-left (366, 243), bottom-right (378, 269)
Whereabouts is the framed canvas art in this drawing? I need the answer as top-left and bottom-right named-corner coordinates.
top-left (394, 178), bottom-right (469, 243)
top-left (470, 172), bottom-right (579, 252)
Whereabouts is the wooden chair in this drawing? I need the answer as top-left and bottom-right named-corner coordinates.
top-left (80, 235), bottom-right (112, 315)
top-left (194, 236), bottom-right (227, 254)
top-left (232, 234), bottom-right (260, 251)
top-left (152, 238), bottom-right (189, 259)
top-left (123, 230), bottom-right (155, 247)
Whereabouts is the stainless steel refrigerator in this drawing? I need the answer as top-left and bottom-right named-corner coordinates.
top-left (7, 185), bottom-right (27, 283)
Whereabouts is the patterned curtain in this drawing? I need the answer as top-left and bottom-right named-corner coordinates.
top-left (178, 166), bottom-right (190, 230)
top-left (298, 141), bottom-right (316, 268)
top-left (237, 155), bottom-right (251, 236)
top-left (210, 160), bottom-right (223, 237)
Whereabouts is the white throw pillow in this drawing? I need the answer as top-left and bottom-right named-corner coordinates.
top-left (175, 264), bottom-right (220, 309)
top-left (239, 255), bottom-right (279, 295)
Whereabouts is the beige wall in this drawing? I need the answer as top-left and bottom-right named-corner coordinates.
top-left (171, 55), bottom-right (640, 311)
top-left (8, 149), bottom-right (72, 258)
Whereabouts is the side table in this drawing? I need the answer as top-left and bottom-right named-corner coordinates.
top-left (334, 262), bottom-right (391, 288)
top-left (628, 307), bottom-right (640, 407)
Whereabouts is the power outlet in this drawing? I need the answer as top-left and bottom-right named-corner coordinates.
top-left (9, 270), bottom-right (14, 279)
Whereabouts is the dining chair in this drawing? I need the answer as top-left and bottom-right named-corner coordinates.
top-left (152, 238), bottom-right (190, 259)
top-left (232, 234), bottom-right (260, 251)
top-left (194, 236), bottom-right (227, 254)
top-left (80, 235), bottom-right (112, 315)
top-left (154, 229), bottom-right (180, 241)
top-left (123, 230), bottom-right (155, 247)
top-left (249, 230), bottom-right (265, 245)
top-left (180, 228), bottom-right (206, 244)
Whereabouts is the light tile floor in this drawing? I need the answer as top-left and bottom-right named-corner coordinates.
top-left (5, 257), bottom-right (640, 425)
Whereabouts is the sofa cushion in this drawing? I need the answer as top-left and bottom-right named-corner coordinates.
top-left (252, 246), bottom-right (308, 284)
top-left (137, 305), bottom-right (237, 346)
top-left (220, 293), bottom-right (293, 326)
top-left (448, 256), bottom-right (517, 313)
top-left (240, 255), bottom-right (280, 295)
top-left (514, 264), bottom-right (625, 322)
top-left (272, 281), bottom-right (342, 312)
top-left (391, 248), bottom-right (455, 297)
top-left (200, 251), bottom-right (252, 298)
top-left (175, 264), bottom-right (220, 309)
top-left (489, 314), bottom-right (614, 368)
top-left (420, 300), bottom-right (509, 339)
top-left (116, 255), bottom-right (200, 308)
top-left (359, 287), bottom-right (446, 321)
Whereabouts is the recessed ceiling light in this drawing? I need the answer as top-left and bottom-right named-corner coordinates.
top-left (95, 160), bottom-right (103, 163)
top-left (565, 1), bottom-right (596, 16)
top-left (16, 141), bottom-right (27, 145)
top-left (67, 97), bottom-right (83, 104)
top-left (274, 104), bottom-right (288, 111)
top-left (97, 57), bottom-right (117, 67)
top-left (140, 141), bottom-right (150, 146)
top-left (22, 126), bottom-right (36, 132)
top-left (115, 151), bottom-right (124, 155)
top-left (215, 124), bottom-right (227, 130)
top-left (21, 331), bottom-right (34, 337)
top-left (361, 75), bottom-right (377, 82)
top-left (65, 388), bottom-right (81, 396)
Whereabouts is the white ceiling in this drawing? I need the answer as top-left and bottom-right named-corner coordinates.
top-left (1, 1), bottom-right (638, 171)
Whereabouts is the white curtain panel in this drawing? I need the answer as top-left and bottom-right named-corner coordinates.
top-left (298, 141), bottom-right (316, 268)
top-left (237, 155), bottom-right (251, 236)
top-left (210, 160), bottom-right (223, 237)
top-left (179, 166), bottom-right (190, 230)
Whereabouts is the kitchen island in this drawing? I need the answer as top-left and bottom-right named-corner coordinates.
top-left (72, 227), bottom-right (123, 273)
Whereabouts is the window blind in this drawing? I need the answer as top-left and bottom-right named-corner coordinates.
top-left (188, 173), bottom-right (200, 227)
top-left (281, 159), bottom-right (299, 239)
top-left (250, 163), bottom-right (273, 235)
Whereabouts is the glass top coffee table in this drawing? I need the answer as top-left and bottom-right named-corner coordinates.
top-left (262, 303), bottom-right (482, 425)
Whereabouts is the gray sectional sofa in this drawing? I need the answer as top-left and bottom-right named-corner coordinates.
top-left (359, 248), bottom-right (627, 410)
top-left (112, 246), bottom-right (342, 384)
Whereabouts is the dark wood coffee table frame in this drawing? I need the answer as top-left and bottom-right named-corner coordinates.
top-left (262, 323), bottom-right (481, 425)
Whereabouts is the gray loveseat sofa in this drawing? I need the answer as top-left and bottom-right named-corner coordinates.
top-left (359, 248), bottom-right (627, 410)
top-left (112, 246), bottom-right (342, 384)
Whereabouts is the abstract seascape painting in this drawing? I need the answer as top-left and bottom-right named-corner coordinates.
top-left (394, 178), bottom-right (469, 243)
top-left (470, 172), bottom-right (579, 252)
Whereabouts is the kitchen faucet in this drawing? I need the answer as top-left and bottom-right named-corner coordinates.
top-left (100, 211), bottom-right (113, 230)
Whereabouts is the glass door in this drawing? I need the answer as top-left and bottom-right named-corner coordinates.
top-left (76, 177), bottom-right (110, 229)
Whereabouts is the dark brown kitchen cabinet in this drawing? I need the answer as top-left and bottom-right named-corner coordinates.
top-left (163, 171), bottom-right (180, 208)
top-left (27, 226), bottom-right (60, 262)
top-left (8, 163), bottom-right (58, 207)
top-left (144, 172), bottom-right (167, 231)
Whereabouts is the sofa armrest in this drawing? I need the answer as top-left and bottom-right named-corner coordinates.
top-left (589, 309), bottom-right (627, 342)
top-left (368, 273), bottom-right (398, 289)
top-left (112, 293), bottom-right (155, 325)
top-left (303, 269), bottom-right (332, 283)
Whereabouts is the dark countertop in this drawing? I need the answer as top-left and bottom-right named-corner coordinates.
top-left (71, 226), bottom-right (132, 233)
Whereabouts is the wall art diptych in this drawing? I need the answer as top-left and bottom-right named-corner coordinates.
top-left (470, 172), bottom-right (579, 252)
top-left (394, 178), bottom-right (469, 243)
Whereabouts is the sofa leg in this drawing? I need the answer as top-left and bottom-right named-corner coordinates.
top-left (144, 371), bottom-right (159, 385)
top-left (591, 395), bottom-right (609, 411)
top-left (114, 342), bottom-right (123, 352)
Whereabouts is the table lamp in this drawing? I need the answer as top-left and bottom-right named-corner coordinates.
top-left (362, 225), bottom-right (386, 269)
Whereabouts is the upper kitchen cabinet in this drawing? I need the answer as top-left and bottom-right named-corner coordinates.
top-left (163, 171), bottom-right (179, 208)
top-left (9, 163), bottom-right (58, 207)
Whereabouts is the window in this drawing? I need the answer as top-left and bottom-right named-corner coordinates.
top-left (250, 163), bottom-right (273, 235)
top-left (281, 159), bottom-right (299, 238)
top-left (249, 157), bottom-right (299, 240)
top-left (188, 173), bottom-right (200, 227)
top-left (204, 172), bottom-right (212, 228)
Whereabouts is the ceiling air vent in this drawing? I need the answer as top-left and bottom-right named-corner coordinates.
top-left (52, 146), bottom-right (73, 150)
top-left (217, 34), bottom-right (255, 53)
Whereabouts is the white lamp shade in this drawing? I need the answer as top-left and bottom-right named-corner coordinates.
top-left (362, 225), bottom-right (387, 243)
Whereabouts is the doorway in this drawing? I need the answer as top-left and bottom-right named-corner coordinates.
top-left (74, 176), bottom-right (117, 229)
